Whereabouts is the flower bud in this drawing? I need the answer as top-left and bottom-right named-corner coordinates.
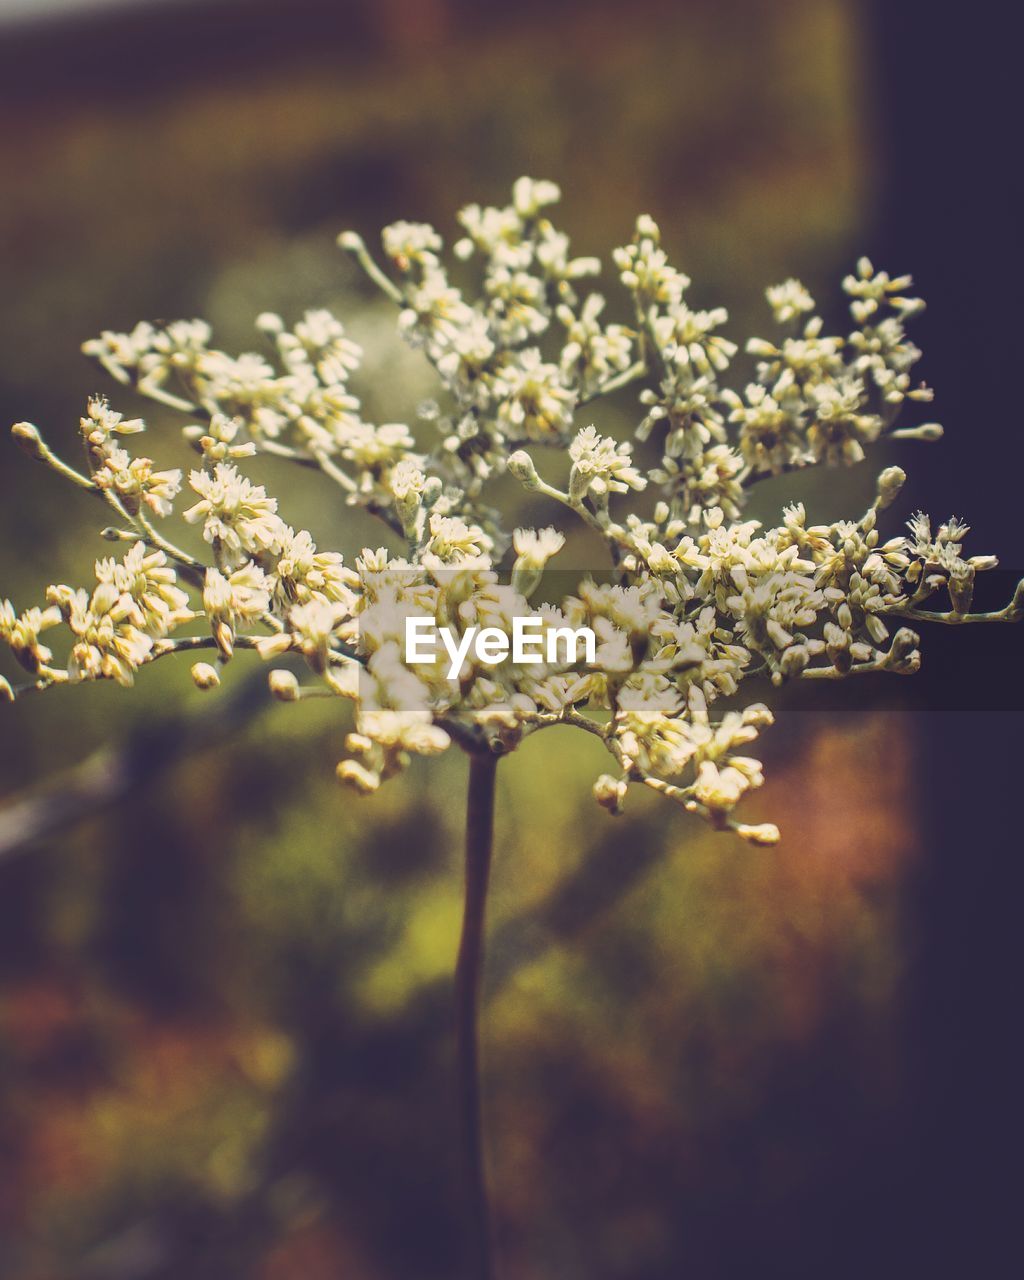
top-left (645, 543), bottom-right (677, 574)
top-left (190, 662), bottom-right (221, 690)
top-left (894, 422), bottom-right (944, 442)
top-left (876, 465), bottom-right (906, 508)
top-left (780, 644), bottom-right (810, 678)
top-left (394, 494), bottom-right (422, 540)
top-left (734, 822), bottom-right (781, 847)
top-left (507, 451), bottom-right (540, 489)
top-left (884, 627), bottom-right (921, 674)
top-left (11, 421), bottom-right (44, 459)
top-left (268, 669), bottom-right (300, 701)
top-left (0, 675), bottom-right (14, 702)
top-left (568, 465), bottom-right (591, 505)
top-left (824, 621), bottom-right (852, 673)
top-left (511, 527), bottom-right (564, 599)
top-left (213, 622), bottom-right (234, 660)
top-left (948, 566), bottom-right (975, 615)
top-left (636, 213), bottom-right (660, 242)
top-left (336, 759), bottom-right (380, 793)
top-left (892, 627), bottom-right (919, 655)
top-left (593, 773), bottom-right (627, 815)
top-left (512, 176), bottom-right (560, 218)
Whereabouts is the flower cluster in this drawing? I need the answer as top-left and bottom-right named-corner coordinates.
top-left (4, 180), bottom-right (1021, 844)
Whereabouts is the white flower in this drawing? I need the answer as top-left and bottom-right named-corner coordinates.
top-left (511, 177), bottom-right (561, 218)
top-left (806, 379), bottom-right (882, 466)
top-left (59, 582), bottom-right (153, 687)
top-left (558, 294), bottom-right (633, 395)
top-left (81, 323), bottom-right (157, 383)
top-left (183, 412), bottom-right (257, 462)
top-left (496, 350), bottom-right (576, 442)
top-left (184, 463), bottom-right (285, 564)
top-left (289, 599), bottom-right (351, 674)
top-left (613, 215), bottom-right (689, 309)
top-left (692, 759), bottom-right (764, 815)
top-left (0, 600), bottom-right (62, 674)
top-left (512, 527), bottom-right (565, 565)
top-left (203, 562), bottom-right (270, 657)
top-left (390, 459), bottom-right (426, 504)
top-left (271, 528), bottom-right (356, 609)
top-left (12, 178), bottom-right (1019, 846)
top-left (399, 271), bottom-right (476, 354)
top-left (95, 543), bottom-right (192, 637)
top-left (725, 380), bottom-right (805, 475)
top-left (593, 773), bottom-right (628, 814)
top-left (191, 662), bottom-right (220, 690)
top-left (269, 309), bottom-right (363, 387)
top-left (569, 425), bottom-right (646, 502)
top-left (92, 448), bottom-right (182, 518)
top-left (382, 221), bottom-right (443, 270)
top-left (80, 397), bottom-right (145, 448)
top-left (765, 279), bottom-right (815, 325)
top-left (843, 257), bottom-right (920, 323)
top-left (455, 203), bottom-right (522, 258)
top-left (422, 513), bottom-right (493, 568)
top-left (511, 527), bottom-right (565, 597)
top-left (486, 265), bottom-right (549, 344)
top-left (652, 303), bottom-right (737, 375)
top-left (339, 421), bottom-right (416, 473)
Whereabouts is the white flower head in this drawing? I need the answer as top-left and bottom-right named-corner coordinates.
top-left (8, 181), bottom-right (1018, 847)
top-left (511, 177), bottom-right (561, 219)
top-left (766, 279), bottom-right (816, 325)
top-left (569, 425), bottom-right (646, 503)
top-left (184, 463), bottom-right (285, 564)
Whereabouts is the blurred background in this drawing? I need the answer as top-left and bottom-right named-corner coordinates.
top-left (0, 1), bottom-right (1021, 1277)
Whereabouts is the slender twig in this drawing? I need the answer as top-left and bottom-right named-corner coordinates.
top-left (799, 661), bottom-right (884, 680)
top-left (338, 231), bottom-right (405, 305)
top-left (311, 449), bottom-right (358, 494)
top-left (455, 750), bottom-right (498, 1280)
top-left (578, 358), bottom-right (647, 406)
top-left (134, 510), bottom-right (208, 577)
top-left (887, 605), bottom-right (1016, 625)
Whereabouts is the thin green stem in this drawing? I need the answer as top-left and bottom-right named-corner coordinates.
top-left (311, 449), bottom-right (358, 494)
top-left (455, 750), bottom-right (498, 1280)
top-left (339, 230), bottom-right (405, 305)
top-left (134, 510), bottom-right (207, 575)
top-left (578, 358), bottom-right (648, 405)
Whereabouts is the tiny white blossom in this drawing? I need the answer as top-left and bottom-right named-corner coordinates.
top-left (184, 463), bottom-right (285, 564)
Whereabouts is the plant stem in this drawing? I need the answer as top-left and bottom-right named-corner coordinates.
top-left (455, 749), bottom-right (498, 1280)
